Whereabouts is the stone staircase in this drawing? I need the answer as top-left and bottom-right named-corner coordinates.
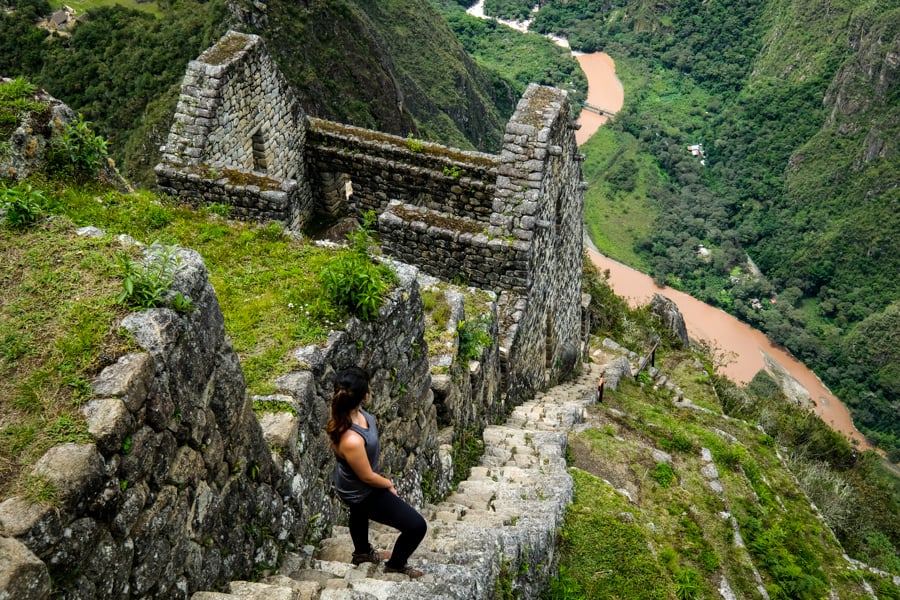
top-left (194, 362), bottom-right (604, 600)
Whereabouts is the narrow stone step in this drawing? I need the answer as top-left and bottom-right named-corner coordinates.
top-left (201, 362), bottom-right (607, 600)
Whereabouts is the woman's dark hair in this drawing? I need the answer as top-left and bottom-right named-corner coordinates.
top-left (326, 366), bottom-right (369, 447)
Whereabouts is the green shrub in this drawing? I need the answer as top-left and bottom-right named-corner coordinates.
top-left (319, 214), bottom-right (395, 321)
top-left (320, 251), bottom-right (394, 321)
top-left (457, 316), bottom-right (492, 362)
top-left (650, 462), bottom-right (677, 487)
top-left (406, 133), bottom-right (424, 153)
top-left (673, 567), bottom-right (702, 600)
top-left (1, 182), bottom-right (44, 228)
top-left (48, 115), bottom-right (109, 180)
top-left (660, 430), bottom-right (696, 454)
top-left (116, 245), bottom-right (187, 311)
top-left (0, 78), bottom-right (44, 139)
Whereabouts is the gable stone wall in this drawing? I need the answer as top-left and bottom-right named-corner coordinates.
top-left (155, 31), bottom-right (313, 229)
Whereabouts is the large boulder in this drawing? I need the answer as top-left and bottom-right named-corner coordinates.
top-left (0, 77), bottom-right (129, 190)
top-left (649, 293), bottom-right (689, 348)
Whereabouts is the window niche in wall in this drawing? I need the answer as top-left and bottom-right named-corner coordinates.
top-left (251, 128), bottom-right (268, 173)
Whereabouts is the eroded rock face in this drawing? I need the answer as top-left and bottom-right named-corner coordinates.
top-left (649, 293), bottom-right (689, 349)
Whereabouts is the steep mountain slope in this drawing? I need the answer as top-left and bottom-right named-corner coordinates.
top-left (0, 0), bottom-right (517, 184)
top-left (236, 0), bottom-right (519, 151)
top-left (519, 0), bottom-right (899, 458)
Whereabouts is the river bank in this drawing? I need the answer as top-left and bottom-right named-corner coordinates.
top-left (588, 252), bottom-right (870, 448)
top-left (568, 44), bottom-right (869, 449)
top-left (573, 52), bottom-right (623, 144)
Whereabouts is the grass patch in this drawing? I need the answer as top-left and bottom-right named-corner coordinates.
top-left (554, 339), bottom-right (885, 598)
top-left (581, 127), bottom-right (656, 269)
top-left (546, 468), bottom-right (672, 599)
top-left (48, 0), bottom-right (161, 17)
top-left (0, 217), bottom-right (132, 498)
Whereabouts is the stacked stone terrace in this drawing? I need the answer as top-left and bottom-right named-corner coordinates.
top-left (155, 30), bottom-right (587, 402)
top-left (195, 362), bottom-right (605, 600)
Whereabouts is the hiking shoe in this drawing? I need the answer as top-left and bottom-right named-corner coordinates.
top-left (384, 564), bottom-right (425, 579)
top-left (351, 546), bottom-right (391, 565)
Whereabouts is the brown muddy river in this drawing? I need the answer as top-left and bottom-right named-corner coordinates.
top-left (575, 54), bottom-right (869, 449)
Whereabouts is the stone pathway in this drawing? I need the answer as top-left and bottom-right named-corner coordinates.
top-left (194, 362), bottom-right (604, 600)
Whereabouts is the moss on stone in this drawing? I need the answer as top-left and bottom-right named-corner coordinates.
top-left (516, 85), bottom-right (562, 131)
top-left (391, 204), bottom-right (484, 235)
top-left (201, 32), bottom-right (251, 67)
top-left (308, 117), bottom-right (499, 169)
top-left (193, 163), bottom-right (283, 191)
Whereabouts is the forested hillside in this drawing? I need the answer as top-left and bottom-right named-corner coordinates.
top-left (471, 0), bottom-right (899, 461)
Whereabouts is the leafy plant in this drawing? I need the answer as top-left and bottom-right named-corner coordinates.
top-left (48, 115), bottom-right (109, 180)
top-left (443, 164), bottom-right (461, 178)
top-left (319, 213), bottom-right (395, 321)
top-left (0, 77), bottom-right (44, 138)
top-left (406, 132), bottom-right (424, 153)
top-left (320, 252), bottom-right (393, 321)
top-left (673, 567), bottom-right (702, 600)
top-left (650, 462), bottom-right (676, 488)
top-left (116, 245), bottom-right (182, 310)
top-left (1, 182), bottom-right (44, 228)
top-left (457, 316), bottom-right (492, 362)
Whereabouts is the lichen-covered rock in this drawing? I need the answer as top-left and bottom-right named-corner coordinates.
top-left (0, 537), bottom-right (50, 600)
top-left (0, 77), bottom-right (130, 190)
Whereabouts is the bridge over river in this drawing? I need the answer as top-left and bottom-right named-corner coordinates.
top-left (582, 102), bottom-right (617, 118)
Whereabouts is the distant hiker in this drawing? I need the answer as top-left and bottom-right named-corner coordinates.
top-left (327, 366), bottom-right (427, 578)
top-left (597, 374), bottom-right (605, 403)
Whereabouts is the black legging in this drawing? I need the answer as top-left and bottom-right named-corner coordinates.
top-left (348, 487), bottom-right (427, 569)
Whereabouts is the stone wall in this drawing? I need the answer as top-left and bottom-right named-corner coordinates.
top-left (494, 85), bottom-right (586, 400)
top-left (306, 119), bottom-right (499, 221)
top-left (0, 245), bottom-right (448, 599)
top-left (154, 29), bottom-right (587, 422)
top-left (379, 201), bottom-right (530, 293)
top-left (155, 31), bottom-right (313, 229)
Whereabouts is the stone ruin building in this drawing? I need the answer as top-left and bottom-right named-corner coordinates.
top-left (155, 30), bottom-right (588, 403)
top-left (0, 29), bottom-right (591, 600)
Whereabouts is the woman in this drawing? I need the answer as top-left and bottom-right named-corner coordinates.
top-left (327, 366), bottom-right (427, 578)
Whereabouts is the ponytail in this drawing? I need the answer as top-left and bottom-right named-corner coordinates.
top-left (326, 367), bottom-right (370, 447)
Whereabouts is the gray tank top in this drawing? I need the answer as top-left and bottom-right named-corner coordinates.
top-left (333, 409), bottom-right (380, 504)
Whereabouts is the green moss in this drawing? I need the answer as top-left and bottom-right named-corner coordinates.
top-left (194, 164), bottom-right (284, 192)
top-left (309, 118), bottom-right (499, 169)
top-left (391, 204), bottom-right (486, 235)
top-left (200, 32), bottom-right (251, 67)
